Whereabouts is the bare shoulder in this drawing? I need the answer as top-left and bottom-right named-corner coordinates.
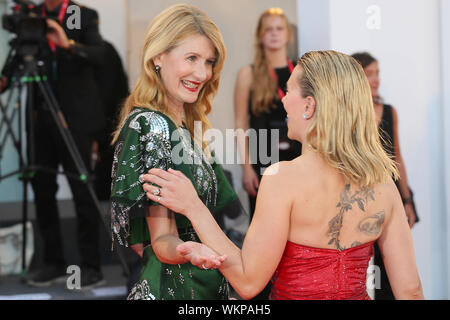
top-left (372, 178), bottom-right (400, 219)
top-left (261, 159), bottom-right (304, 190)
top-left (236, 65), bottom-right (253, 86)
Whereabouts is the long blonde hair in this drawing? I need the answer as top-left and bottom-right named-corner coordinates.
top-left (251, 8), bottom-right (292, 116)
top-left (298, 50), bottom-right (399, 187)
top-left (112, 3), bottom-right (226, 149)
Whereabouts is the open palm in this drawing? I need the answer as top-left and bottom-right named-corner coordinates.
top-left (177, 241), bottom-right (227, 270)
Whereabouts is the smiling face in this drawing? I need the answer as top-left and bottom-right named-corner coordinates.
top-left (363, 61), bottom-right (380, 98)
top-left (282, 65), bottom-right (315, 143)
top-left (153, 34), bottom-right (216, 110)
top-left (260, 15), bottom-right (289, 51)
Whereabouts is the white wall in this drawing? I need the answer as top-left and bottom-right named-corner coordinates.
top-left (0, 0), bottom-right (23, 202)
top-left (298, 0), bottom-right (449, 299)
top-left (441, 0), bottom-right (450, 299)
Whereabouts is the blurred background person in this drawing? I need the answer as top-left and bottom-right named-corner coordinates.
top-left (91, 39), bottom-right (134, 290)
top-left (352, 51), bottom-right (419, 300)
top-left (234, 7), bottom-right (302, 300)
top-left (0, 0), bottom-right (107, 289)
top-left (92, 40), bottom-right (129, 201)
top-left (235, 8), bottom-right (302, 218)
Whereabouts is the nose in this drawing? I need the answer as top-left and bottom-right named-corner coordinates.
top-left (193, 62), bottom-right (210, 82)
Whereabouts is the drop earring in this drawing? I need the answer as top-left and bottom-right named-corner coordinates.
top-left (155, 65), bottom-right (161, 74)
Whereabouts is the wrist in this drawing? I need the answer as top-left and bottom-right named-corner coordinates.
top-left (402, 196), bottom-right (413, 205)
top-left (186, 199), bottom-right (206, 219)
top-left (65, 39), bottom-right (76, 52)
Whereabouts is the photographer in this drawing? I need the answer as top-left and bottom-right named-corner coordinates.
top-left (1, 0), bottom-right (106, 289)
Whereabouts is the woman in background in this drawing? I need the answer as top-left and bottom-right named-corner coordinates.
top-left (235, 8), bottom-right (302, 218)
top-left (352, 52), bottom-right (419, 300)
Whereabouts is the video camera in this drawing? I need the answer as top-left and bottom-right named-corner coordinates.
top-left (2, 0), bottom-right (47, 46)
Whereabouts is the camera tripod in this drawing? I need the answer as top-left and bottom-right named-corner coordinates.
top-left (0, 48), bottom-right (130, 278)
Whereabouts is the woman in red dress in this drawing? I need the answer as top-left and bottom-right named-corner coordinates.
top-left (142, 50), bottom-right (424, 300)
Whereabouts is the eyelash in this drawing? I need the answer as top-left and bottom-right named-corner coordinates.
top-left (187, 56), bottom-right (215, 66)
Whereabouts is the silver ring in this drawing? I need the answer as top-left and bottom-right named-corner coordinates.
top-left (201, 264), bottom-right (208, 270)
top-left (153, 187), bottom-right (161, 197)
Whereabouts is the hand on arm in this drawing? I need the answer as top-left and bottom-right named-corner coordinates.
top-left (143, 165), bottom-right (291, 299)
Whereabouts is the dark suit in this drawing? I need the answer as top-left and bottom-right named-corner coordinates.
top-left (27, 1), bottom-right (106, 272)
top-left (93, 40), bottom-right (129, 200)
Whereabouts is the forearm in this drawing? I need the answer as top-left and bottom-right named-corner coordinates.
top-left (187, 203), bottom-right (257, 297)
top-left (396, 157), bottom-right (411, 199)
top-left (152, 234), bottom-right (189, 265)
top-left (67, 41), bottom-right (105, 65)
top-left (235, 110), bottom-right (253, 168)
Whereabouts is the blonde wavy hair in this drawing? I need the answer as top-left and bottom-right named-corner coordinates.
top-left (112, 3), bottom-right (226, 149)
top-left (251, 8), bottom-right (292, 116)
top-left (297, 50), bottom-right (399, 187)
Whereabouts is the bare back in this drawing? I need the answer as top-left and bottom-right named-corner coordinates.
top-left (284, 153), bottom-right (395, 251)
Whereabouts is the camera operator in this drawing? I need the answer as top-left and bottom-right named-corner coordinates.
top-left (1, 0), bottom-right (107, 289)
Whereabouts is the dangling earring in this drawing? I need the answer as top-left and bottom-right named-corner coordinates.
top-left (155, 65), bottom-right (161, 75)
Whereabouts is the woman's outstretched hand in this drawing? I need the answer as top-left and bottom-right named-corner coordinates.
top-left (142, 168), bottom-right (204, 216)
top-left (176, 241), bottom-right (227, 270)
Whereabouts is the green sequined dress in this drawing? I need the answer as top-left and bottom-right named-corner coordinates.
top-left (110, 107), bottom-right (237, 300)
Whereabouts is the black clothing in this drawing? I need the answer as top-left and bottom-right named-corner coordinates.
top-left (247, 64), bottom-right (302, 300)
top-left (248, 65), bottom-right (302, 217)
top-left (378, 104), bottom-right (419, 223)
top-left (93, 40), bottom-right (129, 200)
top-left (18, 2), bottom-right (106, 272)
top-left (33, 1), bottom-right (106, 135)
top-left (374, 104), bottom-right (419, 300)
top-left (32, 112), bottom-right (100, 270)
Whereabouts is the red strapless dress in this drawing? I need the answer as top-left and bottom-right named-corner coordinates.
top-left (270, 241), bottom-right (375, 300)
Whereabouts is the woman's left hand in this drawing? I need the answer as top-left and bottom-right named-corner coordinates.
top-left (142, 168), bottom-right (204, 216)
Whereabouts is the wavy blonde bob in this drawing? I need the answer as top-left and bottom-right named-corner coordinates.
top-left (112, 3), bottom-right (226, 149)
top-left (297, 50), bottom-right (399, 187)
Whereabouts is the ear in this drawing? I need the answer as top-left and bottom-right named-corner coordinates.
top-left (152, 53), bottom-right (163, 67)
top-left (303, 96), bottom-right (316, 119)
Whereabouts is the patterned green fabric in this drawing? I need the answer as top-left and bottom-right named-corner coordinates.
top-left (110, 107), bottom-right (237, 300)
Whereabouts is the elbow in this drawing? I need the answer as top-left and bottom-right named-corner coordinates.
top-left (235, 283), bottom-right (268, 300)
top-left (396, 282), bottom-right (424, 300)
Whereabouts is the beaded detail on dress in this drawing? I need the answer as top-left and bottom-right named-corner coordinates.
top-left (110, 111), bottom-right (172, 247)
top-left (111, 108), bottom-right (229, 300)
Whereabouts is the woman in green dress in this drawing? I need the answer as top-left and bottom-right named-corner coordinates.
top-left (110, 4), bottom-right (237, 300)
